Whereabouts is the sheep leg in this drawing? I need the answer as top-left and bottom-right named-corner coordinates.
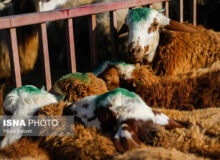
top-left (152, 109), bottom-right (183, 129)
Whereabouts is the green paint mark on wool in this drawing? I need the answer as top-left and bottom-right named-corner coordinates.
top-left (94, 61), bottom-right (134, 75)
top-left (93, 60), bottom-right (117, 75)
top-left (95, 88), bottom-right (137, 107)
top-left (59, 72), bottom-right (89, 83)
top-left (12, 85), bottom-right (44, 94)
top-left (129, 8), bottom-right (153, 22)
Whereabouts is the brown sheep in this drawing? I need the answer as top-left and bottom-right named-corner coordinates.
top-left (113, 147), bottom-right (208, 160)
top-left (53, 72), bottom-right (108, 103)
top-left (95, 61), bottom-right (220, 110)
top-left (152, 108), bottom-right (220, 159)
top-left (0, 0), bottom-right (39, 79)
top-left (0, 138), bottom-right (50, 160)
top-left (126, 7), bottom-right (220, 76)
top-left (38, 101), bottom-right (116, 160)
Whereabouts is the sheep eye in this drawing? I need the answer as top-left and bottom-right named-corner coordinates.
top-left (153, 23), bottom-right (158, 27)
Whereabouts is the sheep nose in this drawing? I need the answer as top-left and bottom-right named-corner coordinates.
top-left (128, 43), bottom-right (145, 62)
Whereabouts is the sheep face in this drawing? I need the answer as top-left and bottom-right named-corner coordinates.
top-left (126, 8), bottom-right (169, 63)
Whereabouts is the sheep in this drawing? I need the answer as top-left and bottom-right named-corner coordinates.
top-left (53, 72), bottom-right (108, 103)
top-left (0, 0), bottom-right (40, 114)
top-left (0, 0), bottom-right (39, 79)
top-left (46, 0), bottom-right (164, 72)
top-left (0, 93), bottom-right (218, 159)
top-left (95, 61), bottom-right (220, 110)
top-left (0, 85), bottom-right (58, 148)
top-left (0, 138), bottom-right (50, 160)
top-left (126, 7), bottom-right (220, 76)
top-left (113, 147), bottom-right (207, 160)
top-left (33, 100), bottom-right (116, 160)
top-left (68, 88), bottom-right (182, 152)
top-left (152, 107), bottom-right (220, 159)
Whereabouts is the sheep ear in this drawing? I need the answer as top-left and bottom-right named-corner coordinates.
top-left (157, 8), bottom-right (165, 13)
top-left (164, 20), bottom-right (198, 33)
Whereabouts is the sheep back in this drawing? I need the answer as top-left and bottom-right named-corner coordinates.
top-left (152, 24), bottom-right (220, 75)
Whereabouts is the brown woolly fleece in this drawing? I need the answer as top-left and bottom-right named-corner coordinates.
top-left (98, 63), bottom-right (159, 91)
top-left (151, 108), bottom-right (220, 159)
top-left (0, 138), bottom-right (50, 160)
top-left (136, 62), bottom-right (220, 110)
top-left (98, 62), bottom-right (220, 110)
top-left (113, 147), bottom-right (208, 160)
top-left (40, 124), bottom-right (116, 160)
top-left (54, 73), bottom-right (107, 103)
top-left (37, 101), bottom-right (116, 160)
top-left (152, 24), bottom-right (220, 76)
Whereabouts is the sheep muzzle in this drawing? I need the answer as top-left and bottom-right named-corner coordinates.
top-left (128, 43), bottom-right (145, 63)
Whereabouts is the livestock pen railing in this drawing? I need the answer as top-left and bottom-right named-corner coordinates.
top-left (0, 0), bottom-right (197, 91)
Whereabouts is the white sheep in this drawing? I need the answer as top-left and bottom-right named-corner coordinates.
top-left (69, 88), bottom-right (182, 152)
top-left (0, 85), bottom-right (58, 148)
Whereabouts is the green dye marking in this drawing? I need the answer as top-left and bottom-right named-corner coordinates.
top-left (94, 61), bottom-right (134, 75)
top-left (95, 88), bottom-right (137, 107)
top-left (93, 60), bottom-right (117, 75)
top-left (129, 8), bottom-right (153, 22)
top-left (12, 85), bottom-right (43, 94)
top-left (59, 72), bottom-right (89, 83)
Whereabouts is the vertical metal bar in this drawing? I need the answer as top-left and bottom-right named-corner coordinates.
top-left (38, 23), bottom-right (52, 91)
top-left (88, 14), bottom-right (97, 70)
top-left (110, 11), bottom-right (117, 60)
top-left (65, 18), bottom-right (77, 73)
top-left (193, 0), bottom-right (197, 26)
top-left (165, 1), bottom-right (169, 17)
top-left (180, 0), bottom-right (184, 23)
top-left (8, 28), bottom-right (22, 87)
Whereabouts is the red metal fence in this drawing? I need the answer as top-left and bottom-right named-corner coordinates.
top-left (0, 0), bottom-right (197, 90)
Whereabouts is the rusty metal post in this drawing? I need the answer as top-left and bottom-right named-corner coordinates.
top-left (89, 14), bottom-right (97, 70)
top-left (65, 18), bottom-right (77, 73)
top-left (8, 28), bottom-right (22, 88)
top-left (38, 23), bottom-right (52, 91)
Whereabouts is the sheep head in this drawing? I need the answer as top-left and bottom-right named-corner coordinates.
top-left (126, 7), bottom-right (197, 63)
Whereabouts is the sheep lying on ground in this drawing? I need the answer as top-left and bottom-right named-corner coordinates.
top-left (113, 147), bottom-right (208, 160)
top-left (95, 61), bottom-right (220, 110)
top-left (126, 7), bottom-right (220, 76)
top-left (53, 72), bottom-right (108, 103)
top-left (1, 102), bottom-right (217, 160)
top-left (0, 85), bottom-right (58, 148)
top-left (152, 108), bottom-right (220, 159)
top-left (68, 88), bottom-right (182, 152)
top-left (35, 100), bottom-right (116, 160)
top-left (0, 138), bottom-right (50, 160)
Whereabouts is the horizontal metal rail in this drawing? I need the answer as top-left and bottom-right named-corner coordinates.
top-left (0, 0), bottom-right (168, 29)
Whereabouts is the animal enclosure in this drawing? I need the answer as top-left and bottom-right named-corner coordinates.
top-left (0, 0), bottom-right (198, 91)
